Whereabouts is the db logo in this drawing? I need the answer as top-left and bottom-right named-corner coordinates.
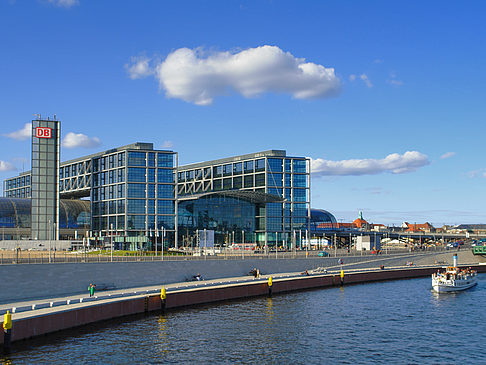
top-left (35, 127), bottom-right (52, 139)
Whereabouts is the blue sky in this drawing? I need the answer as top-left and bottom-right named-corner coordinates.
top-left (1, 0), bottom-right (485, 226)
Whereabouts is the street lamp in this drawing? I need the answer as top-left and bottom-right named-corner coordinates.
top-left (110, 223), bottom-right (113, 262)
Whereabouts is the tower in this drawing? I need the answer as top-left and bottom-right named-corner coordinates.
top-left (31, 116), bottom-right (60, 240)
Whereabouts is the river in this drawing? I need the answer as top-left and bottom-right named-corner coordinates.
top-left (2, 274), bottom-right (485, 364)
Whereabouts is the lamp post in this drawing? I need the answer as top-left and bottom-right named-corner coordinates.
top-left (48, 219), bottom-right (51, 264)
top-left (242, 230), bottom-right (245, 259)
top-left (110, 223), bottom-right (113, 262)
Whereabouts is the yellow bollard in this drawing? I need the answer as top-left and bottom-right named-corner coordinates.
top-left (3, 310), bottom-right (12, 352)
top-left (160, 287), bottom-right (167, 313)
top-left (3, 310), bottom-right (12, 330)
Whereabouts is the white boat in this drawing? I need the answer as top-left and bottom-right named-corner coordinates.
top-left (432, 266), bottom-right (477, 293)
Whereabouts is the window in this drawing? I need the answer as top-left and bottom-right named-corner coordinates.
top-left (223, 178), bottom-right (232, 190)
top-left (293, 188), bottom-right (307, 202)
top-left (204, 167), bottom-right (211, 178)
top-left (147, 184), bottom-right (155, 198)
top-left (233, 177), bottom-right (242, 189)
top-left (213, 165), bottom-right (222, 178)
top-left (293, 160), bottom-right (307, 173)
top-left (158, 170), bottom-right (173, 183)
top-left (267, 173), bottom-right (282, 187)
top-left (109, 155), bottom-right (114, 169)
top-left (255, 174), bottom-right (265, 187)
top-left (127, 215), bottom-right (145, 230)
top-left (293, 174), bottom-right (307, 188)
top-left (148, 168), bottom-right (156, 183)
top-left (244, 175), bottom-right (253, 188)
top-left (244, 160), bottom-right (254, 173)
top-left (255, 159), bottom-right (265, 172)
top-left (223, 164), bottom-right (232, 176)
top-left (147, 199), bottom-right (155, 214)
top-left (117, 199), bottom-right (125, 214)
top-left (157, 200), bottom-right (174, 214)
top-left (128, 152), bottom-right (146, 167)
top-left (127, 168), bottom-right (146, 182)
top-left (117, 184), bottom-right (125, 198)
top-left (127, 199), bottom-right (146, 214)
top-left (157, 153), bottom-right (173, 168)
top-left (267, 158), bottom-right (283, 172)
top-left (118, 168), bottom-right (125, 183)
top-left (127, 183), bottom-right (145, 198)
top-left (157, 184), bottom-right (173, 199)
top-left (233, 163), bottom-right (242, 175)
top-left (147, 152), bottom-right (155, 167)
top-left (118, 152), bottom-right (125, 167)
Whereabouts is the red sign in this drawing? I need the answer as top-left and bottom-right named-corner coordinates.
top-left (35, 127), bottom-right (52, 139)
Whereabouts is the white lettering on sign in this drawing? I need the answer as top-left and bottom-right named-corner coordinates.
top-left (35, 127), bottom-right (52, 139)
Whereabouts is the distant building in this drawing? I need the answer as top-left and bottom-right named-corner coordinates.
top-left (353, 211), bottom-right (369, 229)
top-left (402, 222), bottom-right (435, 233)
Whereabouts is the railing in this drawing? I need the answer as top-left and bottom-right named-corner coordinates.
top-left (0, 245), bottom-right (454, 265)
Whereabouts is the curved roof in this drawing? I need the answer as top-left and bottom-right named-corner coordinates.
top-left (310, 209), bottom-right (337, 224)
top-left (178, 190), bottom-right (284, 204)
top-left (0, 198), bottom-right (90, 229)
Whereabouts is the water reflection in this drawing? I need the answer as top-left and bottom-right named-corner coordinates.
top-left (1, 275), bottom-right (485, 364)
top-left (156, 315), bottom-right (169, 354)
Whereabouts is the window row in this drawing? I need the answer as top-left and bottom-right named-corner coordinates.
top-left (92, 152), bottom-right (125, 172)
top-left (126, 152), bottom-right (174, 168)
top-left (178, 158), bottom-right (307, 183)
top-left (5, 175), bottom-right (30, 190)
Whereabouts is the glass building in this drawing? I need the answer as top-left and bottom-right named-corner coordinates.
top-left (4, 144), bottom-right (310, 250)
top-left (4, 142), bottom-right (176, 247)
top-left (177, 150), bottom-right (310, 249)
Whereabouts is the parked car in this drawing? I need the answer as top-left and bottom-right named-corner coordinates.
top-left (318, 251), bottom-right (330, 257)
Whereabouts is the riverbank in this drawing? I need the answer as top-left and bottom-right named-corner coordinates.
top-left (2, 262), bottom-right (485, 348)
top-left (0, 249), bottom-right (480, 304)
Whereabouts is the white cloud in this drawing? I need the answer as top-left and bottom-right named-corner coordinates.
top-left (349, 73), bottom-right (373, 87)
top-left (47, 0), bottom-right (79, 8)
top-left (161, 140), bottom-right (174, 149)
top-left (311, 151), bottom-right (430, 176)
top-left (360, 74), bottom-right (373, 88)
top-left (4, 123), bottom-right (31, 141)
top-left (387, 72), bottom-right (403, 86)
top-left (440, 152), bottom-right (456, 159)
top-left (467, 169), bottom-right (486, 179)
top-left (0, 161), bottom-right (16, 172)
top-left (129, 45), bottom-right (341, 105)
top-left (62, 132), bottom-right (101, 149)
top-left (125, 56), bottom-right (153, 79)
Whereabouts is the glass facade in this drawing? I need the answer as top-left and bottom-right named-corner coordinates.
top-left (90, 147), bottom-right (176, 242)
top-left (31, 119), bottom-right (60, 240)
top-left (178, 196), bottom-right (257, 247)
top-left (177, 150), bottom-right (310, 248)
top-left (3, 145), bottom-right (309, 250)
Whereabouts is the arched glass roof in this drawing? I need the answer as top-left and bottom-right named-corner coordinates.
top-left (0, 198), bottom-right (90, 229)
top-left (310, 208), bottom-right (337, 231)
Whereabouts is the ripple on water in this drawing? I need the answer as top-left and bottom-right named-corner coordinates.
top-left (1, 275), bottom-right (486, 364)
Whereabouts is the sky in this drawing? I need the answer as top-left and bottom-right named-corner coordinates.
top-left (0, 0), bottom-right (485, 227)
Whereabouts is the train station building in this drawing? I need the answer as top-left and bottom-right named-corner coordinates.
top-left (1, 118), bottom-right (310, 250)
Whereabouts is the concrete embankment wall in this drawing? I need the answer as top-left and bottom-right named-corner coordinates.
top-left (0, 250), bottom-right (480, 304)
top-left (2, 264), bottom-right (485, 345)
